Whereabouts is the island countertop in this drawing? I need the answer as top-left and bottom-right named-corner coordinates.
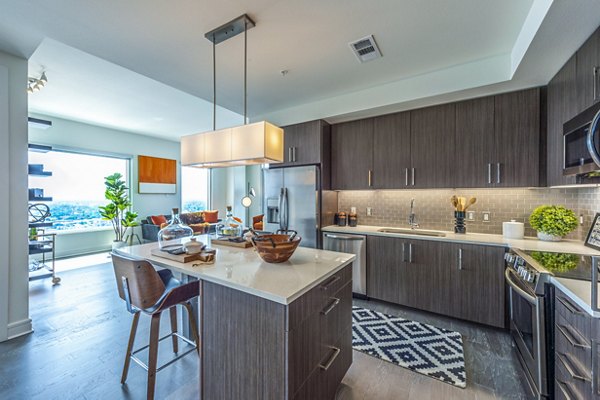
top-left (116, 236), bottom-right (355, 305)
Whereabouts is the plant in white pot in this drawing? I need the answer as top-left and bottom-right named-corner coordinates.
top-left (99, 173), bottom-right (138, 250)
top-left (529, 205), bottom-right (578, 242)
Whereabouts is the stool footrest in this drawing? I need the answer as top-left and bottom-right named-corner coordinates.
top-left (130, 332), bottom-right (198, 372)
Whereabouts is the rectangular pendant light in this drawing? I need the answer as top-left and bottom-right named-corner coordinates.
top-left (181, 121), bottom-right (284, 168)
top-left (181, 14), bottom-right (285, 168)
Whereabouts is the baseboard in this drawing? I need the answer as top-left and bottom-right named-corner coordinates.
top-left (7, 318), bottom-right (33, 340)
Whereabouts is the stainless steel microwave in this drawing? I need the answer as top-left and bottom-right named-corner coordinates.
top-left (563, 101), bottom-right (600, 176)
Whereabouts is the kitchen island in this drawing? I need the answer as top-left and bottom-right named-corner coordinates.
top-left (117, 237), bottom-right (355, 400)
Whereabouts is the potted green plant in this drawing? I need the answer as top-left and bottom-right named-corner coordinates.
top-left (99, 173), bottom-right (139, 250)
top-left (529, 205), bottom-right (578, 242)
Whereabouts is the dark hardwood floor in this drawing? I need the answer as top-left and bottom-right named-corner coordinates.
top-left (0, 263), bottom-right (529, 400)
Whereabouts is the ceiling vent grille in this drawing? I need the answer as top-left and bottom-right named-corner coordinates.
top-left (349, 35), bottom-right (382, 63)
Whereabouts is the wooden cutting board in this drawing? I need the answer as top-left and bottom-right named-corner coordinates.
top-left (151, 247), bottom-right (215, 264)
top-left (211, 238), bottom-right (253, 248)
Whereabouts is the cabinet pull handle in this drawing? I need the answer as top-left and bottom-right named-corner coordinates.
top-left (408, 243), bottom-right (413, 263)
top-left (487, 163), bottom-right (492, 184)
top-left (593, 339), bottom-right (599, 395)
top-left (288, 147), bottom-right (293, 162)
top-left (402, 242), bottom-right (407, 263)
top-left (557, 352), bottom-right (591, 382)
top-left (405, 168), bottom-right (409, 186)
top-left (556, 323), bottom-right (590, 349)
top-left (368, 170), bottom-right (372, 187)
top-left (594, 66), bottom-right (599, 101)
top-left (320, 275), bottom-right (341, 291)
top-left (496, 163), bottom-right (501, 184)
top-left (411, 168), bottom-right (415, 186)
top-left (458, 248), bottom-right (463, 270)
top-left (593, 257), bottom-right (599, 312)
top-left (556, 295), bottom-right (585, 316)
top-left (319, 346), bottom-right (341, 371)
top-left (321, 297), bottom-right (340, 315)
top-left (293, 147), bottom-right (297, 162)
top-left (556, 379), bottom-right (575, 400)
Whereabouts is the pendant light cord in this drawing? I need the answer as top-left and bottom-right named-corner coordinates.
top-left (212, 35), bottom-right (216, 131)
top-left (244, 19), bottom-right (247, 124)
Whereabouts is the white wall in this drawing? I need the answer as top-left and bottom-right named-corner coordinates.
top-left (210, 166), bottom-right (262, 226)
top-left (29, 113), bottom-right (181, 257)
top-left (0, 50), bottom-right (30, 342)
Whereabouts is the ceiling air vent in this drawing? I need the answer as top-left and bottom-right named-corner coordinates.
top-left (349, 35), bottom-right (382, 63)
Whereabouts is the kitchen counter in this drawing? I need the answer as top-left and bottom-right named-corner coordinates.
top-left (324, 224), bottom-right (600, 316)
top-left (552, 277), bottom-right (600, 318)
top-left (117, 235), bottom-right (355, 305)
top-left (323, 225), bottom-right (600, 255)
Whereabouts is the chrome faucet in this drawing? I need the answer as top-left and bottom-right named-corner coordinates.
top-left (408, 198), bottom-right (419, 229)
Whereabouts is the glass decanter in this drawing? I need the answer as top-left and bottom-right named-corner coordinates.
top-left (216, 205), bottom-right (242, 237)
top-left (158, 208), bottom-right (194, 249)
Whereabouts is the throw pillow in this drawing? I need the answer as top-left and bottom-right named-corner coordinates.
top-left (186, 212), bottom-right (204, 225)
top-left (203, 210), bottom-right (219, 223)
top-left (150, 215), bottom-right (168, 226)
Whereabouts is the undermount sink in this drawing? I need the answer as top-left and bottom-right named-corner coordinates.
top-left (377, 228), bottom-right (447, 237)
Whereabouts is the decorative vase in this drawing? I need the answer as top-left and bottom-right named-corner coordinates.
top-left (216, 206), bottom-right (242, 237)
top-left (454, 211), bottom-right (466, 234)
top-left (537, 231), bottom-right (562, 242)
top-left (158, 208), bottom-right (194, 250)
top-left (112, 240), bottom-right (127, 251)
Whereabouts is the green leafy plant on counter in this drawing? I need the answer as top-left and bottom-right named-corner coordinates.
top-left (99, 173), bottom-right (138, 243)
top-left (530, 251), bottom-right (578, 273)
top-left (529, 205), bottom-right (577, 237)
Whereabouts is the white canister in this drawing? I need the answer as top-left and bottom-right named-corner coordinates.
top-left (502, 220), bottom-right (525, 239)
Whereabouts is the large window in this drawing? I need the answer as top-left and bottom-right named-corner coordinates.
top-left (181, 166), bottom-right (209, 213)
top-left (28, 149), bottom-right (129, 232)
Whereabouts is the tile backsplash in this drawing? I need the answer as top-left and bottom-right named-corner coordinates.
top-left (337, 187), bottom-right (600, 240)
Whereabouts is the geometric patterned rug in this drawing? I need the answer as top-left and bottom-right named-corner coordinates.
top-left (352, 306), bottom-right (467, 388)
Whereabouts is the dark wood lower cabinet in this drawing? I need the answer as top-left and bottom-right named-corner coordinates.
top-left (448, 243), bottom-right (506, 328)
top-left (554, 286), bottom-right (598, 400)
top-left (201, 264), bottom-right (353, 400)
top-left (367, 236), bottom-right (506, 327)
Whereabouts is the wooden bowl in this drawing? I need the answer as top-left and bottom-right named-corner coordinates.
top-left (253, 234), bottom-right (302, 263)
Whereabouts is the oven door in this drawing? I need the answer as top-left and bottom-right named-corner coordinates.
top-left (505, 268), bottom-right (547, 398)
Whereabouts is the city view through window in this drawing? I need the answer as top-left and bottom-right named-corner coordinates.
top-left (28, 150), bottom-right (129, 232)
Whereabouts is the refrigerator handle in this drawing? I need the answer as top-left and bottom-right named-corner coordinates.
top-left (279, 187), bottom-right (289, 231)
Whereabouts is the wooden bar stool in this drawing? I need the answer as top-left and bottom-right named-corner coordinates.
top-left (111, 252), bottom-right (200, 400)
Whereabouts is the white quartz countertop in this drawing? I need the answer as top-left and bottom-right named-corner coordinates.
top-left (324, 224), bottom-right (600, 316)
top-left (322, 225), bottom-right (600, 255)
top-left (116, 236), bottom-right (355, 305)
top-left (552, 277), bottom-right (600, 318)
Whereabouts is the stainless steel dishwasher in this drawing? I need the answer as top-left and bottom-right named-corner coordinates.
top-left (322, 233), bottom-right (367, 296)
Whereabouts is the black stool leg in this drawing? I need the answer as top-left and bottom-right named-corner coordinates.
top-left (183, 302), bottom-right (200, 355)
top-left (147, 313), bottom-right (161, 400)
top-left (121, 311), bottom-right (140, 384)
top-left (169, 307), bottom-right (178, 353)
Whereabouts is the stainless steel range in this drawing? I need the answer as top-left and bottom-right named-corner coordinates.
top-left (505, 249), bottom-right (553, 399)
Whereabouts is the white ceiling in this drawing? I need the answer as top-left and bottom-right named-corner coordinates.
top-left (0, 0), bottom-right (599, 139)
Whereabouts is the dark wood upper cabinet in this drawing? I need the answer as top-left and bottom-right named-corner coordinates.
top-left (331, 118), bottom-right (374, 190)
top-left (410, 104), bottom-right (456, 188)
top-left (455, 97), bottom-right (495, 188)
top-left (278, 120), bottom-right (330, 167)
top-left (373, 112), bottom-right (411, 189)
top-left (547, 55), bottom-right (578, 187)
top-left (494, 88), bottom-right (541, 187)
top-left (576, 27), bottom-right (600, 114)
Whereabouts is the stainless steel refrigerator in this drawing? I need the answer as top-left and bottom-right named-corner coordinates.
top-left (263, 165), bottom-right (337, 249)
